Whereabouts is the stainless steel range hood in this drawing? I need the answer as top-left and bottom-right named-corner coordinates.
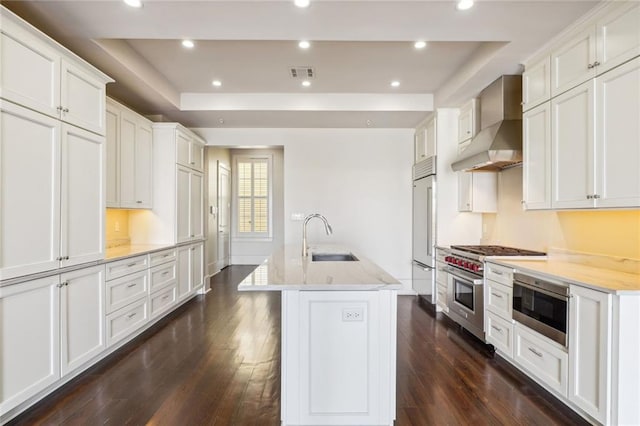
top-left (451, 75), bottom-right (523, 172)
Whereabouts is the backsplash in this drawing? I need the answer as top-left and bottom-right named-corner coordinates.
top-left (482, 167), bottom-right (640, 260)
top-left (106, 209), bottom-right (131, 248)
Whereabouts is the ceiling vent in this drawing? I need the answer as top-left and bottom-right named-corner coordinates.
top-left (289, 66), bottom-right (315, 79)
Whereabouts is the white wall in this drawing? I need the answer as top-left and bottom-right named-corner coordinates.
top-left (195, 128), bottom-right (415, 293)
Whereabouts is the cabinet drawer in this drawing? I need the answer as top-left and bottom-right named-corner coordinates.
top-left (150, 261), bottom-right (176, 292)
top-left (150, 285), bottom-right (177, 318)
top-left (105, 270), bottom-right (148, 314)
top-left (486, 280), bottom-right (512, 319)
top-left (106, 298), bottom-right (149, 347)
top-left (484, 263), bottom-right (513, 287)
top-left (514, 323), bottom-right (568, 397)
top-left (149, 249), bottom-right (176, 267)
top-left (486, 312), bottom-right (513, 358)
top-left (105, 255), bottom-right (148, 281)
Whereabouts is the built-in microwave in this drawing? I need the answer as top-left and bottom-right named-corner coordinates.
top-left (512, 273), bottom-right (569, 347)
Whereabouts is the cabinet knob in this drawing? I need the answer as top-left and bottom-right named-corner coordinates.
top-left (593, 61), bottom-right (600, 67)
top-left (136, 201), bottom-right (143, 204)
top-left (62, 108), bottom-right (69, 113)
top-left (593, 194), bottom-right (600, 199)
top-left (587, 195), bottom-right (593, 199)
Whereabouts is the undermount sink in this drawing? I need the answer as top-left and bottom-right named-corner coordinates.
top-left (311, 253), bottom-right (359, 262)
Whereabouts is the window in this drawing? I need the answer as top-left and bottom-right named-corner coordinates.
top-left (233, 155), bottom-right (272, 239)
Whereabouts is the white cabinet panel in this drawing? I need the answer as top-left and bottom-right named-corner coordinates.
top-left (60, 265), bottom-right (106, 376)
top-left (105, 105), bottom-right (119, 207)
top-left (105, 255), bottom-right (148, 281)
top-left (595, 57), bottom-right (640, 207)
top-left (60, 60), bottom-right (106, 135)
top-left (191, 140), bottom-right (204, 172)
top-left (176, 130), bottom-right (191, 167)
top-left (105, 297), bottom-right (148, 347)
top-left (149, 249), bottom-right (176, 267)
top-left (486, 312), bottom-right (514, 358)
top-left (135, 122), bottom-right (153, 208)
top-left (191, 243), bottom-right (204, 291)
top-left (119, 110), bottom-right (137, 207)
top-left (569, 285), bottom-right (611, 424)
top-left (522, 56), bottom-right (551, 111)
top-left (190, 172), bottom-right (204, 240)
top-left (176, 166), bottom-right (191, 243)
top-left (551, 26), bottom-right (596, 97)
top-left (458, 171), bottom-right (497, 213)
top-left (0, 20), bottom-right (60, 119)
top-left (551, 81), bottom-right (595, 209)
top-left (458, 99), bottom-right (478, 143)
top-left (150, 284), bottom-right (177, 318)
top-left (486, 280), bottom-right (512, 319)
top-left (177, 245), bottom-right (191, 299)
top-left (523, 102), bottom-right (552, 210)
top-left (596, 1), bottom-right (640, 75)
top-left (149, 261), bottom-right (176, 292)
top-left (60, 124), bottom-right (105, 267)
top-left (0, 276), bottom-right (60, 414)
top-left (0, 101), bottom-right (61, 280)
top-left (105, 269), bottom-right (148, 314)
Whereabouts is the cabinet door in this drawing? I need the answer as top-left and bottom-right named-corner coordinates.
top-left (551, 81), bottom-right (595, 209)
top-left (60, 124), bottom-right (105, 267)
top-left (0, 101), bottom-right (61, 280)
top-left (0, 276), bottom-right (60, 414)
top-left (135, 121), bottom-right (153, 208)
top-left (424, 118), bottom-right (436, 158)
top-left (595, 57), bottom-right (640, 207)
top-left (414, 128), bottom-right (426, 162)
top-left (190, 243), bottom-right (204, 291)
top-left (190, 171), bottom-right (204, 240)
top-left (60, 59), bottom-right (106, 135)
top-left (177, 245), bottom-right (191, 299)
top-left (596, 2), bottom-right (640, 75)
top-left (0, 19), bottom-right (61, 119)
top-left (176, 166), bottom-right (191, 243)
top-left (522, 56), bottom-right (551, 111)
top-left (60, 265), bottom-right (106, 376)
top-left (458, 101), bottom-right (476, 143)
top-left (551, 26), bottom-right (597, 96)
top-left (118, 110), bottom-right (137, 208)
top-left (176, 130), bottom-right (191, 167)
top-left (523, 102), bottom-right (552, 210)
top-left (191, 140), bottom-right (204, 172)
top-left (457, 172), bottom-right (472, 212)
top-left (105, 102), bottom-right (119, 207)
top-left (569, 285), bottom-right (611, 424)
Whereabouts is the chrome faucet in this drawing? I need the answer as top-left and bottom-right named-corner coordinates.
top-left (302, 214), bottom-right (333, 257)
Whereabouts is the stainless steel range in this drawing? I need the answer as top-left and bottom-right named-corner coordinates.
top-left (441, 245), bottom-right (546, 341)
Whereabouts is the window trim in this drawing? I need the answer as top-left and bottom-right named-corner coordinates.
top-left (232, 154), bottom-right (273, 241)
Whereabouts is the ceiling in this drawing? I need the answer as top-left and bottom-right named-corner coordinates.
top-left (2, 0), bottom-right (600, 128)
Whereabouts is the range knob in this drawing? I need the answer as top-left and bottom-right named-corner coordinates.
top-left (471, 264), bottom-right (479, 272)
top-left (463, 261), bottom-right (469, 268)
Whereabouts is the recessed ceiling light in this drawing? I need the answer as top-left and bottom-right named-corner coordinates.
top-left (414, 41), bottom-right (427, 49)
top-left (298, 40), bottom-right (311, 49)
top-left (366, 120), bottom-right (372, 127)
top-left (391, 81), bottom-right (400, 87)
top-left (302, 80), bottom-right (311, 87)
top-left (123, 0), bottom-right (142, 7)
top-left (456, 0), bottom-right (474, 11)
top-left (212, 80), bottom-right (222, 87)
top-left (182, 40), bottom-right (195, 49)
top-left (294, 0), bottom-right (310, 7)
top-left (218, 118), bottom-right (225, 125)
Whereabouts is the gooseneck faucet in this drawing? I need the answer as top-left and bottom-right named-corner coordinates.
top-left (302, 214), bottom-right (333, 257)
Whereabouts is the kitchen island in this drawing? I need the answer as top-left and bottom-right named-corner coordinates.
top-left (239, 246), bottom-right (401, 426)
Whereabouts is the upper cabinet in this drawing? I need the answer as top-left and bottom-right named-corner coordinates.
top-left (458, 98), bottom-right (479, 144)
top-left (0, 9), bottom-right (112, 135)
top-left (551, 1), bottom-right (640, 97)
top-left (522, 57), bottom-right (551, 112)
top-left (106, 98), bottom-right (153, 209)
top-left (414, 117), bottom-right (436, 163)
top-left (176, 129), bottom-right (205, 172)
top-left (523, 1), bottom-right (640, 210)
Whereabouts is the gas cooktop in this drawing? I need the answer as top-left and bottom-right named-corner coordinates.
top-left (450, 245), bottom-right (546, 257)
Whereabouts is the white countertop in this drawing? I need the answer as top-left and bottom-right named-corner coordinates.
top-left (105, 244), bottom-right (174, 261)
top-left (238, 245), bottom-right (402, 291)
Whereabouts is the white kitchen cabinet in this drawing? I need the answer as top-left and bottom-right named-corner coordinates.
top-left (551, 81), bottom-right (595, 209)
top-left (105, 269), bottom-right (148, 314)
top-left (522, 101), bottom-right (552, 210)
top-left (60, 265), bottom-right (106, 377)
top-left (106, 98), bottom-right (153, 209)
top-left (414, 117), bottom-right (436, 163)
top-left (0, 101), bottom-right (61, 280)
top-left (594, 57), bottom-right (640, 207)
top-left (0, 9), bottom-right (111, 135)
top-left (190, 172), bottom-right (204, 240)
top-left (551, 1), bottom-right (639, 97)
top-left (191, 243), bottom-right (204, 292)
top-left (177, 166), bottom-right (204, 243)
top-left (514, 322), bottom-right (568, 397)
top-left (176, 129), bottom-right (204, 172)
top-left (486, 311), bottom-right (514, 358)
top-left (522, 56), bottom-right (551, 112)
top-left (458, 171), bottom-right (497, 213)
top-left (176, 242), bottom-right (204, 300)
top-left (0, 276), bottom-right (60, 414)
top-left (105, 296), bottom-right (149, 347)
top-left (458, 98), bottom-right (479, 144)
top-left (569, 285), bottom-right (611, 424)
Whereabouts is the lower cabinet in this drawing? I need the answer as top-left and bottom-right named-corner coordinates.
top-left (514, 322), bottom-right (569, 397)
top-left (177, 242), bottom-right (204, 299)
top-left (105, 297), bottom-right (149, 347)
top-left (486, 311), bottom-right (514, 358)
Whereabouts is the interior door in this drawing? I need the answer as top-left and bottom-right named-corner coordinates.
top-left (218, 164), bottom-right (231, 269)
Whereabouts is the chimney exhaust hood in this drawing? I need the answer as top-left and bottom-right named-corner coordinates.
top-left (451, 75), bottom-right (523, 172)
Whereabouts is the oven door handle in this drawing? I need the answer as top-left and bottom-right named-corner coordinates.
top-left (514, 280), bottom-right (568, 301)
top-left (445, 266), bottom-right (483, 285)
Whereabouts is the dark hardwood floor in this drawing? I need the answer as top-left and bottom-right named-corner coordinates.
top-left (8, 265), bottom-right (587, 426)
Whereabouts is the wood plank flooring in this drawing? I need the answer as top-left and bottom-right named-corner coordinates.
top-left (8, 265), bottom-right (587, 426)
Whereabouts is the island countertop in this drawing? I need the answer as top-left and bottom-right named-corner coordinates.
top-left (238, 245), bottom-right (402, 291)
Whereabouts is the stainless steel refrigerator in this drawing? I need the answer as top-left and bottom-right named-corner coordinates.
top-left (412, 156), bottom-right (436, 304)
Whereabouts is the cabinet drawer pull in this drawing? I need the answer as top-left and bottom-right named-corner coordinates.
top-left (127, 312), bottom-right (137, 319)
top-left (190, 161), bottom-right (195, 165)
top-left (57, 282), bottom-right (68, 288)
top-left (528, 347), bottom-right (543, 358)
top-left (136, 201), bottom-right (143, 204)
top-left (127, 262), bottom-right (137, 267)
top-left (492, 270), bottom-right (503, 276)
top-left (491, 325), bottom-right (503, 333)
top-left (163, 254), bottom-right (171, 258)
top-left (126, 283), bottom-right (137, 288)
top-left (491, 292), bottom-right (503, 298)
top-left (162, 295), bottom-right (170, 300)
top-left (161, 271), bottom-right (170, 276)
